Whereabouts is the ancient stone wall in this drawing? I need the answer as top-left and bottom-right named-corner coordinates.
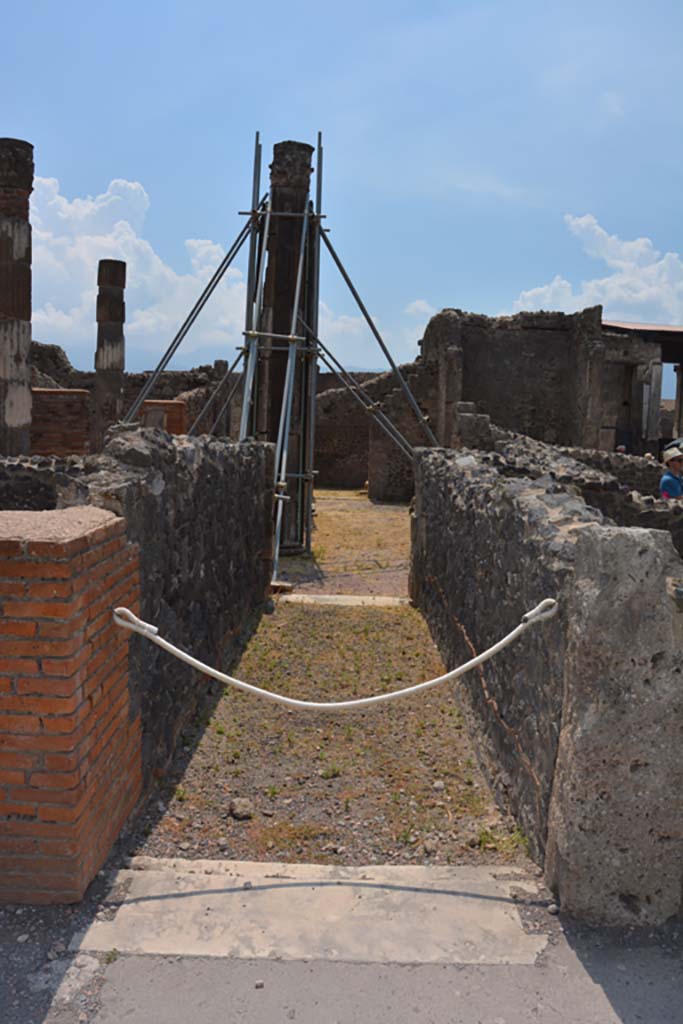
top-left (367, 361), bottom-right (438, 502)
top-left (559, 445), bottom-right (661, 495)
top-left (315, 363), bottom-right (438, 498)
top-left (489, 434), bottom-right (683, 557)
top-left (30, 341), bottom-right (230, 405)
top-left (176, 383), bottom-right (231, 437)
top-left (421, 307), bottom-right (605, 447)
top-left (315, 383), bottom-right (372, 488)
top-left (410, 446), bottom-right (683, 925)
top-left (0, 429), bottom-right (274, 784)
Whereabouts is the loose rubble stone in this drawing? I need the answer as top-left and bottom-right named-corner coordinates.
top-left (230, 798), bottom-right (254, 821)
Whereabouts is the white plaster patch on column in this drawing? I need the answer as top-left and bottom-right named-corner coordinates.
top-left (95, 336), bottom-right (125, 370)
top-left (0, 320), bottom-right (32, 429)
top-left (0, 219), bottom-right (31, 260)
top-left (4, 384), bottom-right (32, 428)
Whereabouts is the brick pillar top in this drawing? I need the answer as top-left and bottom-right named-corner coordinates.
top-left (96, 258), bottom-right (126, 329)
top-left (270, 141), bottom-right (314, 190)
top-left (97, 259), bottom-right (127, 289)
top-left (0, 138), bottom-right (34, 219)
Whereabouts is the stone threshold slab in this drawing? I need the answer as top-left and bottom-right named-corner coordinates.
top-left (72, 859), bottom-right (546, 966)
top-left (279, 594), bottom-right (411, 607)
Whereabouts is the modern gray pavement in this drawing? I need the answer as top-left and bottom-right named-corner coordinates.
top-left (3, 856), bottom-right (680, 1024)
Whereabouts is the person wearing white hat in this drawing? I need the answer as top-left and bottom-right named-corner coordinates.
top-left (659, 446), bottom-right (683, 499)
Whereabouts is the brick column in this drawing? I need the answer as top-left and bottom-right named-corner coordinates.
top-left (0, 506), bottom-right (142, 904)
top-left (0, 138), bottom-right (34, 455)
top-left (91, 259), bottom-right (126, 451)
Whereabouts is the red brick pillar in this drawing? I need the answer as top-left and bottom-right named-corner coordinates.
top-left (0, 138), bottom-right (34, 455)
top-left (0, 507), bottom-right (142, 903)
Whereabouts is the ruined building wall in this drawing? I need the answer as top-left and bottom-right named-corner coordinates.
top-left (421, 307), bottom-right (606, 448)
top-left (0, 429), bottom-right (274, 784)
top-left (315, 362), bottom-right (439, 496)
top-left (557, 446), bottom-right (662, 495)
top-left (314, 305), bottom-right (652, 499)
top-left (30, 340), bottom-right (230, 400)
top-left (315, 383), bottom-right (371, 487)
top-left (410, 444), bottom-right (683, 926)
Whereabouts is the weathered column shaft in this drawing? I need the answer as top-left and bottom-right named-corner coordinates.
top-left (257, 141), bottom-right (314, 548)
top-left (259, 141), bottom-right (314, 440)
top-left (91, 259), bottom-right (126, 451)
top-left (0, 138), bottom-right (33, 455)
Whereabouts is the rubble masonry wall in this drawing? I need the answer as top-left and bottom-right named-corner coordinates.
top-left (0, 428), bottom-right (274, 786)
top-left (410, 446), bottom-right (683, 925)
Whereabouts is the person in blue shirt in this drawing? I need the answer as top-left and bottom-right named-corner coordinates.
top-left (659, 446), bottom-right (683, 499)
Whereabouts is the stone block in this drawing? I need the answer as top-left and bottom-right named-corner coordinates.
top-left (544, 525), bottom-right (683, 925)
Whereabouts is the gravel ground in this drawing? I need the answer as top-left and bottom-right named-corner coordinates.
top-left (124, 602), bottom-right (529, 868)
top-left (277, 489), bottom-right (411, 596)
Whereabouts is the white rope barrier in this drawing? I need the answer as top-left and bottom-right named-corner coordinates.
top-left (112, 598), bottom-right (558, 712)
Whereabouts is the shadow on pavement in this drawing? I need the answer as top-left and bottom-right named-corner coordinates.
top-left (562, 916), bottom-right (683, 1024)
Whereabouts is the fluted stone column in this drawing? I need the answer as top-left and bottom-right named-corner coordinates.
top-left (0, 139), bottom-right (33, 454)
top-left (91, 259), bottom-right (126, 450)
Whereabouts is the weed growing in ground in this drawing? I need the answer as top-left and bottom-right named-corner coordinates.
top-left (477, 826), bottom-right (529, 854)
top-left (321, 764), bottom-right (342, 780)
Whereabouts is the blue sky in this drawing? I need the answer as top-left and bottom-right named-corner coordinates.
top-left (4, 1), bottom-right (683, 394)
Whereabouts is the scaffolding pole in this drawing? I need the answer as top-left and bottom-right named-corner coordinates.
top-left (124, 220), bottom-right (252, 423)
top-left (299, 315), bottom-right (415, 460)
top-left (303, 133), bottom-right (324, 551)
top-left (320, 229), bottom-right (437, 447)
top-left (239, 194), bottom-right (274, 440)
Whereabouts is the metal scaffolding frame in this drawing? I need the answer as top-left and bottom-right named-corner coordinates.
top-left (124, 131), bottom-right (436, 585)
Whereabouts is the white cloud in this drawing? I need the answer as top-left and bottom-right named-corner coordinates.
top-left (512, 214), bottom-right (683, 324)
top-left (31, 177), bottom-right (246, 371)
top-left (30, 176), bottom-right (428, 374)
top-left (404, 298), bottom-right (435, 318)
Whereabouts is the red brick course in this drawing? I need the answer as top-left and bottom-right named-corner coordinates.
top-left (140, 399), bottom-right (188, 434)
top-left (30, 388), bottom-right (91, 456)
top-left (0, 507), bottom-right (142, 903)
